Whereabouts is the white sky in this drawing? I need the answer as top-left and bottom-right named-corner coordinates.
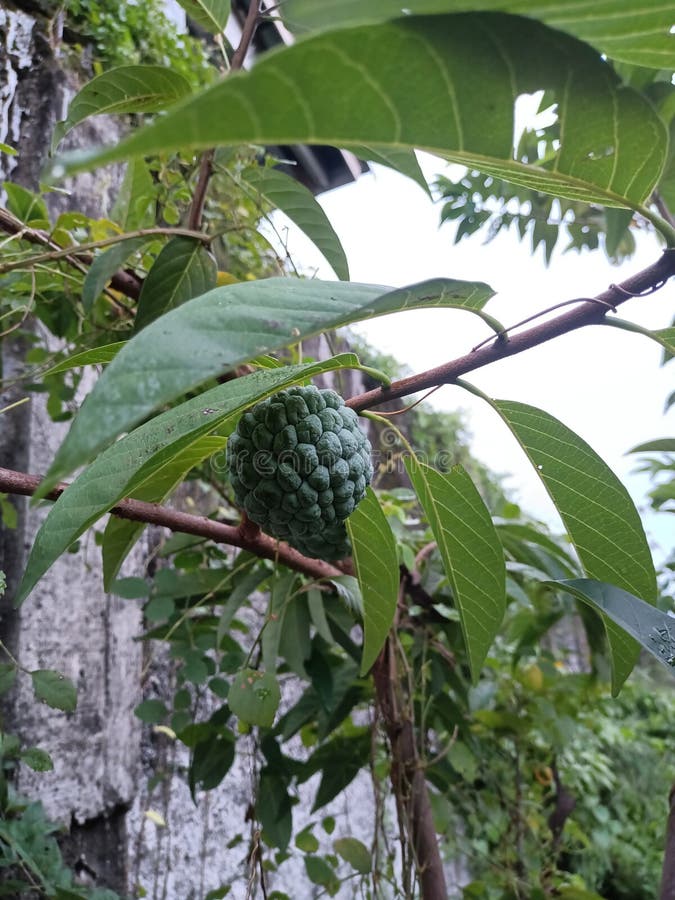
top-left (264, 155), bottom-right (674, 560)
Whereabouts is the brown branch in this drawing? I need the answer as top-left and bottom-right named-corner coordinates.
top-left (373, 640), bottom-right (448, 899)
top-left (0, 207), bottom-right (143, 301)
top-left (0, 466), bottom-right (343, 583)
top-left (187, 0), bottom-right (261, 230)
top-left (347, 249), bottom-right (675, 413)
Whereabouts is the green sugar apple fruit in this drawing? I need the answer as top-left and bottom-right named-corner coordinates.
top-left (227, 384), bottom-right (373, 560)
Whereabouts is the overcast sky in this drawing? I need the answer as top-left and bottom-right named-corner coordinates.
top-left (264, 156), bottom-right (674, 560)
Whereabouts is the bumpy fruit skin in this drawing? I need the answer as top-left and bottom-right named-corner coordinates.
top-left (227, 385), bottom-right (373, 560)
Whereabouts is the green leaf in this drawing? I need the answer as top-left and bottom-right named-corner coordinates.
top-left (52, 65), bottom-right (192, 149)
top-left (262, 571), bottom-right (297, 673)
top-left (0, 664), bottom-right (17, 696)
top-left (54, 15), bottom-right (668, 210)
top-left (628, 438), bottom-right (675, 453)
top-left (134, 699), bottom-right (169, 723)
top-left (304, 856), bottom-right (338, 889)
top-left (135, 236), bottom-right (217, 330)
top-left (189, 732), bottom-right (235, 792)
top-left (242, 166), bottom-right (349, 280)
top-left (20, 747), bottom-right (54, 772)
top-left (334, 836), bottom-right (372, 874)
top-left (16, 357), bottom-right (357, 605)
top-left (3, 182), bottom-right (49, 226)
top-left (550, 579), bottom-right (675, 677)
top-left (39, 277), bottom-right (493, 490)
top-left (30, 669), bottom-right (77, 712)
top-left (603, 319), bottom-right (675, 357)
top-left (404, 460), bottom-right (505, 681)
top-left (228, 669), bottom-right (281, 728)
top-left (82, 237), bottom-right (149, 312)
top-left (345, 487), bottom-right (398, 675)
top-left (110, 157), bottom-right (156, 230)
top-left (281, 1), bottom-right (675, 68)
top-left (177, 0), bottom-right (230, 33)
top-left (347, 145), bottom-right (430, 194)
top-left (102, 434), bottom-right (226, 588)
top-left (42, 341), bottom-right (126, 376)
top-left (491, 399), bottom-right (657, 693)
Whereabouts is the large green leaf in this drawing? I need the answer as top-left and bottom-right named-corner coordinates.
top-left (53, 15), bottom-right (668, 210)
top-left (101, 434), bottom-right (227, 588)
top-left (242, 166), bottom-right (350, 280)
top-left (282, 1), bottom-right (675, 69)
top-left (176, 0), bottom-right (230, 34)
top-left (52, 65), bottom-right (192, 149)
top-left (404, 460), bottom-right (505, 681)
top-left (550, 579), bottom-right (675, 677)
top-left (135, 237), bottom-right (217, 329)
top-left (16, 356), bottom-right (358, 605)
top-left (39, 277), bottom-right (493, 491)
top-left (42, 342), bottom-right (126, 377)
top-left (346, 487), bottom-right (399, 675)
top-left (492, 400), bottom-right (657, 692)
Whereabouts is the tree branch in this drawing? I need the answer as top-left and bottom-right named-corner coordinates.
top-left (347, 249), bottom-right (675, 413)
top-left (187, 0), bottom-right (261, 230)
top-left (0, 207), bottom-right (143, 301)
top-left (0, 466), bottom-right (343, 583)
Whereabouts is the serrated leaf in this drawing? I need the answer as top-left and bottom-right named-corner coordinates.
top-left (135, 236), bottom-right (217, 330)
top-left (282, 1), bottom-right (675, 69)
top-left (20, 747), bottom-right (54, 772)
top-left (404, 460), bottom-right (505, 681)
top-left (16, 357), bottom-right (359, 605)
top-left (54, 15), bottom-right (668, 211)
top-left (39, 277), bottom-right (493, 491)
top-left (102, 434), bottom-right (226, 588)
top-left (30, 669), bottom-right (77, 712)
top-left (345, 487), bottom-right (398, 675)
top-left (42, 341), bottom-right (126, 376)
top-left (229, 669), bottom-right (280, 727)
top-left (52, 65), bottom-right (192, 150)
top-left (550, 578), bottom-right (675, 678)
top-left (83, 237), bottom-right (149, 312)
top-left (242, 166), bottom-right (349, 280)
top-left (492, 399), bottom-right (657, 693)
top-left (177, 0), bottom-right (230, 33)
top-left (334, 836), bottom-right (372, 874)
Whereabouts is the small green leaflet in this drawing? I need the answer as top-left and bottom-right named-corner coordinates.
top-left (20, 747), bottom-right (54, 772)
top-left (30, 669), bottom-right (77, 712)
top-left (136, 236), bottom-right (217, 330)
top-left (176, 0), bottom-right (230, 33)
top-left (16, 356), bottom-right (357, 604)
top-left (42, 342), bottom-right (126, 377)
top-left (347, 145), bottom-right (430, 195)
top-left (228, 669), bottom-right (280, 727)
top-left (82, 237), bottom-right (149, 312)
top-left (242, 166), bottom-right (349, 280)
top-left (628, 438), bottom-right (675, 454)
top-left (38, 277), bottom-right (493, 493)
top-left (52, 65), bottom-right (192, 150)
top-left (281, 1), bottom-right (675, 68)
top-left (52, 15), bottom-right (668, 211)
top-left (550, 579), bottom-right (675, 678)
top-left (405, 460), bottom-right (505, 681)
top-left (346, 487), bottom-right (398, 675)
top-left (333, 837), bottom-right (372, 874)
top-left (491, 399), bottom-right (657, 693)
